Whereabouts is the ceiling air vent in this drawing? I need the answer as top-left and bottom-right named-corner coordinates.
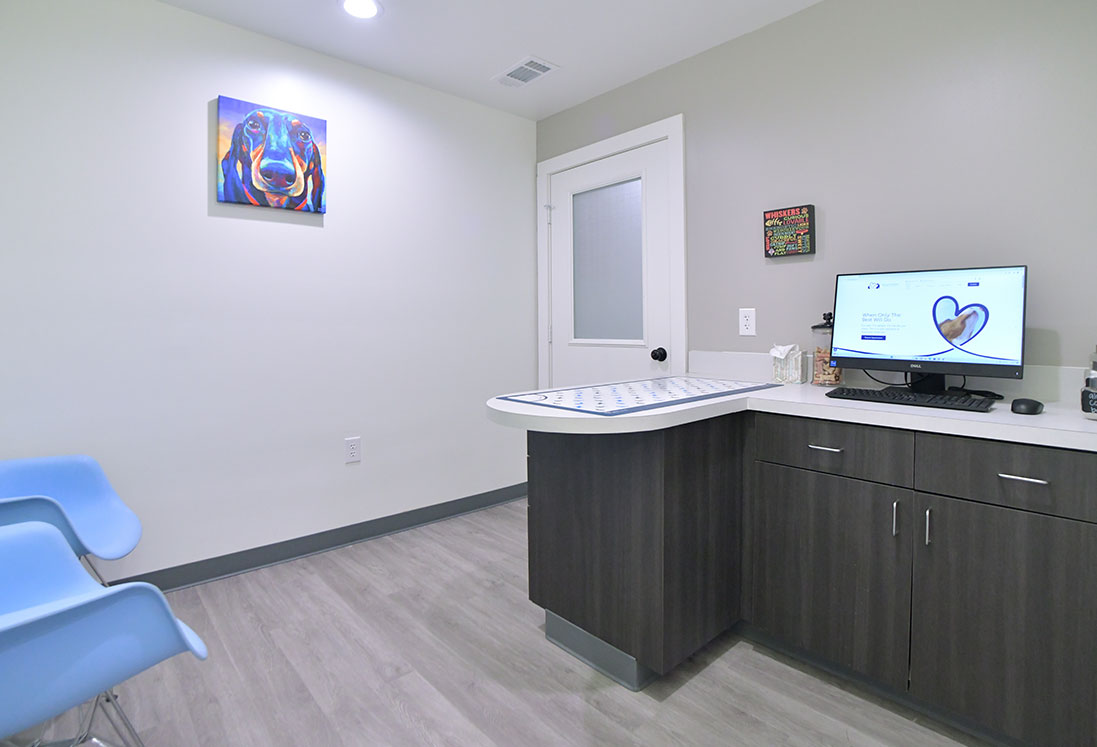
top-left (494, 56), bottom-right (558, 88)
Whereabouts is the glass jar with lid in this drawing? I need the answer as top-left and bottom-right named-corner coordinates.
top-left (1084, 345), bottom-right (1097, 420)
top-left (812, 312), bottom-right (842, 386)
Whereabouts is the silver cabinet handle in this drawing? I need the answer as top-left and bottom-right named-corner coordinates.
top-left (892, 501), bottom-right (899, 537)
top-left (997, 473), bottom-right (1049, 486)
top-left (807, 444), bottom-right (843, 453)
top-left (925, 509), bottom-right (932, 546)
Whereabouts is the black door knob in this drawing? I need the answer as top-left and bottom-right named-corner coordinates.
top-left (650, 347), bottom-right (668, 362)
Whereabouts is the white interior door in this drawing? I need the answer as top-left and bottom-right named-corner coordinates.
top-left (537, 116), bottom-right (686, 389)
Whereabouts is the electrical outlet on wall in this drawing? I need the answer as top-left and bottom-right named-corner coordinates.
top-left (344, 436), bottom-right (362, 464)
top-left (739, 308), bottom-right (757, 336)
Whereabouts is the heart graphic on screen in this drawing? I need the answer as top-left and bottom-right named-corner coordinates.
top-left (933, 296), bottom-right (989, 348)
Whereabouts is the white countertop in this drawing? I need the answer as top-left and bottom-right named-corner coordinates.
top-left (487, 378), bottom-right (1097, 452)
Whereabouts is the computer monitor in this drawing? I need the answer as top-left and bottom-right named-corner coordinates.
top-left (830, 265), bottom-right (1027, 393)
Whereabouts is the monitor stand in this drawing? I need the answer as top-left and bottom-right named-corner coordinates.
top-left (886, 373), bottom-right (948, 395)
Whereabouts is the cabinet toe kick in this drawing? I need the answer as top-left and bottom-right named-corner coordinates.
top-left (544, 611), bottom-right (658, 691)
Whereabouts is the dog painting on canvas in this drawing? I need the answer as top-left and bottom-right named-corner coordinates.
top-left (218, 95), bottom-right (326, 213)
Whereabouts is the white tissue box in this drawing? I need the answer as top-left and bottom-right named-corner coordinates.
top-left (771, 344), bottom-right (805, 384)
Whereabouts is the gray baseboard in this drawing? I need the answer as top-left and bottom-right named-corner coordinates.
top-left (545, 610), bottom-right (658, 691)
top-left (114, 482), bottom-right (527, 592)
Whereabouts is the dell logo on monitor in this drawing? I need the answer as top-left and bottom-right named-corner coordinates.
top-left (909, 363), bottom-right (922, 369)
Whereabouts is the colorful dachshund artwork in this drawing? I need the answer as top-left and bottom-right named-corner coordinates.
top-left (217, 96), bottom-right (326, 213)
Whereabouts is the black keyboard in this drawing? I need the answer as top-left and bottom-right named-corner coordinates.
top-left (825, 386), bottom-right (994, 412)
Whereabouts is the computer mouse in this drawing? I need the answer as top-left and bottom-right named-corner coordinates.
top-left (1011, 398), bottom-right (1044, 415)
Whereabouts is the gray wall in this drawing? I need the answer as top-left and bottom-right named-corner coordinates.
top-left (0, 0), bottom-right (535, 579)
top-left (537, 0), bottom-right (1097, 366)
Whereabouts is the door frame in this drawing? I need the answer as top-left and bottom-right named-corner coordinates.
top-left (536, 114), bottom-right (687, 388)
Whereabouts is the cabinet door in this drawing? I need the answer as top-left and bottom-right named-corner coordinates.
top-left (526, 415), bottom-right (742, 675)
top-left (527, 429), bottom-right (665, 666)
top-left (751, 462), bottom-right (913, 690)
top-left (911, 494), bottom-right (1097, 745)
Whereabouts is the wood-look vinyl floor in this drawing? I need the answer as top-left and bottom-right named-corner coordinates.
top-left (42, 500), bottom-right (984, 746)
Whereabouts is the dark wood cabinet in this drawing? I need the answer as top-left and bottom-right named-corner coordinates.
top-left (525, 405), bottom-right (1097, 744)
top-left (910, 493), bottom-right (1097, 746)
top-left (527, 414), bottom-right (744, 675)
top-left (750, 462), bottom-right (913, 691)
top-left (748, 415), bottom-right (1097, 745)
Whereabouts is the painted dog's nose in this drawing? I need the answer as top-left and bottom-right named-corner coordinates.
top-left (260, 164), bottom-right (295, 189)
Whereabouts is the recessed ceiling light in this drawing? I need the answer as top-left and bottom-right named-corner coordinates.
top-left (343, 0), bottom-right (382, 19)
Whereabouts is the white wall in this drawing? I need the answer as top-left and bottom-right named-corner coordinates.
top-left (0, 0), bottom-right (536, 579)
top-left (537, 0), bottom-right (1097, 367)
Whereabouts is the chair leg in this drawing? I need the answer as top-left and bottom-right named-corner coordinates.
top-left (98, 691), bottom-right (145, 747)
top-left (34, 690), bottom-right (145, 747)
top-left (72, 694), bottom-right (102, 743)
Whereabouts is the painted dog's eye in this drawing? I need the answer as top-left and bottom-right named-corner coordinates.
top-left (297, 130), bottom-right (312, 142)
top-left (246, 118), bottom-right (262, 132)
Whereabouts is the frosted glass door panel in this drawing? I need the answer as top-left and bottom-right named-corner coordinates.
top-left (572, 178), bottom-right (643, 341)
top-left (546, 136), bottom-right (673, 388)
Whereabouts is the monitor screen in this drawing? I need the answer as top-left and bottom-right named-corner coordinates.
top-left (831, 265), bottom-right (1027, 380)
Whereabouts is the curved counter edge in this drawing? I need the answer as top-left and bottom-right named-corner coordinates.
top-left (488, 382), bottom-right (1097, 452)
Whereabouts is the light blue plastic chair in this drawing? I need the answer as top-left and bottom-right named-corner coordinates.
top-left (0, 455), bottom-right (141, 579)
top-left (0, 521), bottom-right (207, 745)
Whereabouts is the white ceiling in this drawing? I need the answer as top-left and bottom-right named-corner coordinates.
top-left (159, 0), bottom-right (822, 120)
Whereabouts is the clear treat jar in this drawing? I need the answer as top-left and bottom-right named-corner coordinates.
top-left (812, 312), bottom-right (842, 386)
top-left (1084, 345), bottom-right (1097, 420)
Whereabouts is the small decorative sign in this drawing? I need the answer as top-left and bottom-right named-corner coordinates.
top-left (764, 204), bottom-right (815, 258)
